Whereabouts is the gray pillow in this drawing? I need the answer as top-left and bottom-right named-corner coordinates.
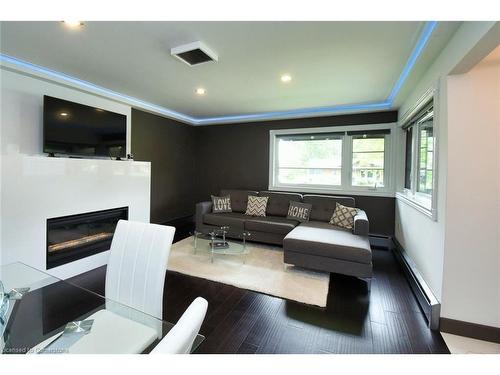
top-left (287, 201), bottom-right (312, 222)
top-left (211, 195), bottom-right (232, 213)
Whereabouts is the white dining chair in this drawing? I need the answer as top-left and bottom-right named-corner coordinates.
top-left (30, 220), bottom-right (176, 354)
top-left (150, 297), bottom-right (208, 354)
top-left (106, 219), bottom-right (176, 319)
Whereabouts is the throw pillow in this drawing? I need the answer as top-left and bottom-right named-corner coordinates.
top-left (211, 195), bottom-right (232, 213)
top-left (329, 202), bottom-right (359, 229)
top-left (286, 201), bottom-right (312, 223)
top-left (245, 195), bottom-right (268, 217)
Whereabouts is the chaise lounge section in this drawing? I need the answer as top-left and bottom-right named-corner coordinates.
top-left (195, 189), bottom-right (372, 280)
top-left (283, 221), bottom-right (372, 278)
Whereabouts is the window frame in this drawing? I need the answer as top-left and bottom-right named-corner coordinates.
top-left (404, 125), bottom-right (413, 190)
top-left (396, 87), bottom-right (439, 220)
top-left (273, 132), bottom-right (344, 189)
top-left (349, 131), bottom-right (390, 189)
top-left (416, 117), bottom-right (434, 195)
top-left (269, 123), bottom-right (397, 197)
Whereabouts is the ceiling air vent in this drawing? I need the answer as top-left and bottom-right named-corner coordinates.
top-left (170, 41), bottom-right (218, 66)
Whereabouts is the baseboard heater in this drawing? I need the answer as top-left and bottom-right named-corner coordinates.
top-left (392, 239), bottom-right (440, 330)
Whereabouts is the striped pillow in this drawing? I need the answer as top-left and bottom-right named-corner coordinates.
top-left (245, 196), bottom-right (269, 217)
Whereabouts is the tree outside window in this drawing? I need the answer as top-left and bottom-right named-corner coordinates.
top-left (352, 135), bottom-right (385, 187)
top-left (277, 136), bottom-right (343, 186)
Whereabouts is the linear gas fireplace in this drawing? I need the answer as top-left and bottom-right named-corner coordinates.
top-left (46, 207), bottom-right (128, 269)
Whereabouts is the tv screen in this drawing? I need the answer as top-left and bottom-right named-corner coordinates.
top-left (43, 95), bottom-right (127, 158)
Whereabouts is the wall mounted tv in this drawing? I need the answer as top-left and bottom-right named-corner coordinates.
top-left (43, 95), bottom-right (127, 158)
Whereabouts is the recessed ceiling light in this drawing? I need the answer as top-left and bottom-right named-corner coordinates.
top-left (62, 21), bottom-right (84, 28)
top-left (60, 112), bottom-right (68, 117)
top-left (195, 88), bottom-right (206, 96)
top-left (281, 74), bottom-right (292, 83)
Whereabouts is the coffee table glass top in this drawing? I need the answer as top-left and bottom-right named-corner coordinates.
top-left (193, 227), bottom-right (250, 262)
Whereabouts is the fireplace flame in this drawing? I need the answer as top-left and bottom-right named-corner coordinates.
top-left (48, 232), bottom-right (113, 253)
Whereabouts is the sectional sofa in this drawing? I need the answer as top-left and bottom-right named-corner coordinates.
top-left (195, 189), bottom-right (373, 280)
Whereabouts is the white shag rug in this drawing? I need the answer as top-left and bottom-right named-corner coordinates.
top-left (167, 236), bottom-right (330, 307)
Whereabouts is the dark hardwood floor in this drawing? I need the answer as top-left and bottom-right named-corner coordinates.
top-left (70, 226), bottom-right (450, 354)
top-left (163, 250), bottom-right (449, 354)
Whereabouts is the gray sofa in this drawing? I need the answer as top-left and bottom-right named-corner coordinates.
top-left (195, 189), bottom-right (372, 279)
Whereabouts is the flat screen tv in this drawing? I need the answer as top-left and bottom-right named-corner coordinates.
top-left (43, 95), bottom-right (127, 158)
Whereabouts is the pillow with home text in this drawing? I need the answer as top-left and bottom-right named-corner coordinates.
top-left (286, 201), bottom-right (312, 223)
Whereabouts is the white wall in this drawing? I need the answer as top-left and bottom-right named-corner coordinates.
top-left (395, 22), bottom-right (498, 300)
top-left (0, 68), bottom-right (151, 279)
top-left (441, 48), bottom-right (500, 327)
top-left (1, 69), bottom-right (132, 156)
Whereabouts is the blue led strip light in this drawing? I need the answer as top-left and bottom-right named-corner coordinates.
top-left (0, 21), bottom-right (438, 125)
top-left (0, 54), bottom-right (196, 124)
top-left (195, 101), bottom-right (393, 125)
top-left (386, 21), bottom-right (438, 104)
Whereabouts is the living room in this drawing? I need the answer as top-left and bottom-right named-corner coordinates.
top-left (1, 1), bottom-right (499, 373)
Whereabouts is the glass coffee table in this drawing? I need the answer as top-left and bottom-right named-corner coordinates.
top-left (192, 226), bottom-right (251, 263)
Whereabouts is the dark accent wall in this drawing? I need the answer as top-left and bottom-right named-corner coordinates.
top-left (195, 111), bottom-right (398, 236)
top-left (131, 109), bottom-right (397, 235)
top-left (131, 109), bottom-right (197, 224)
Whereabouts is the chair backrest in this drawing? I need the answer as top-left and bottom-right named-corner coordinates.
top-left (105, 220), bottom-right (175, 320)
top-left (150, 297), bottom-right (208, 354)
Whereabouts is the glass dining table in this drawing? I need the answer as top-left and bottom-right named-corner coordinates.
top-left (0, 262), bottom-right (204, 354)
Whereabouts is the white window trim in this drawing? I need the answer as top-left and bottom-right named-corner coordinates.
top-left (397, 85), bottom-right (439, 221)
top-left (268, 122), bottom-right (397, 198)
top-left (396, 191), bottom-right (435, 217)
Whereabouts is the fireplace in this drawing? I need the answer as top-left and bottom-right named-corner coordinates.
top-left (46, 207), bottom-right (128, 269)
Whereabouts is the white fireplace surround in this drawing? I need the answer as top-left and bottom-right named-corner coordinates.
top-left (1, 68), bottom-right (151, 279)
top-left (1, 156), bottom-right (150, 279)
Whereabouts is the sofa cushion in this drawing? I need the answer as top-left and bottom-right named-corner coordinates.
top-left (203, 212), bottom-right (247, 229)
top-left (283, 221), bottom-right (371, 264)
top-left (303, 194), bottom-right (356, 222)
top-left (220, 189), bottom-right (258, 213)
top-left (245, 216), bottom-right (299, 235)
top-left (259, 191), bottom-right (303, 217)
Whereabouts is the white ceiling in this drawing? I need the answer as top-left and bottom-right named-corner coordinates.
top-left (0, 21), bottom-right (460, 123)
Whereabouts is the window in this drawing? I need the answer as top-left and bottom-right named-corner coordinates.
top-left (417, 120), bottom-right (434, 195)
top-left (269, 124), bottom-right (395, 196)
top-left (404, 126), bottom-right (413, 189)
top-left (350, 131), bottom-right (388, 188)
top-left (399, 97), bottom-right (437, 218)
top-left (276, 134), bottom-right (343, 186)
